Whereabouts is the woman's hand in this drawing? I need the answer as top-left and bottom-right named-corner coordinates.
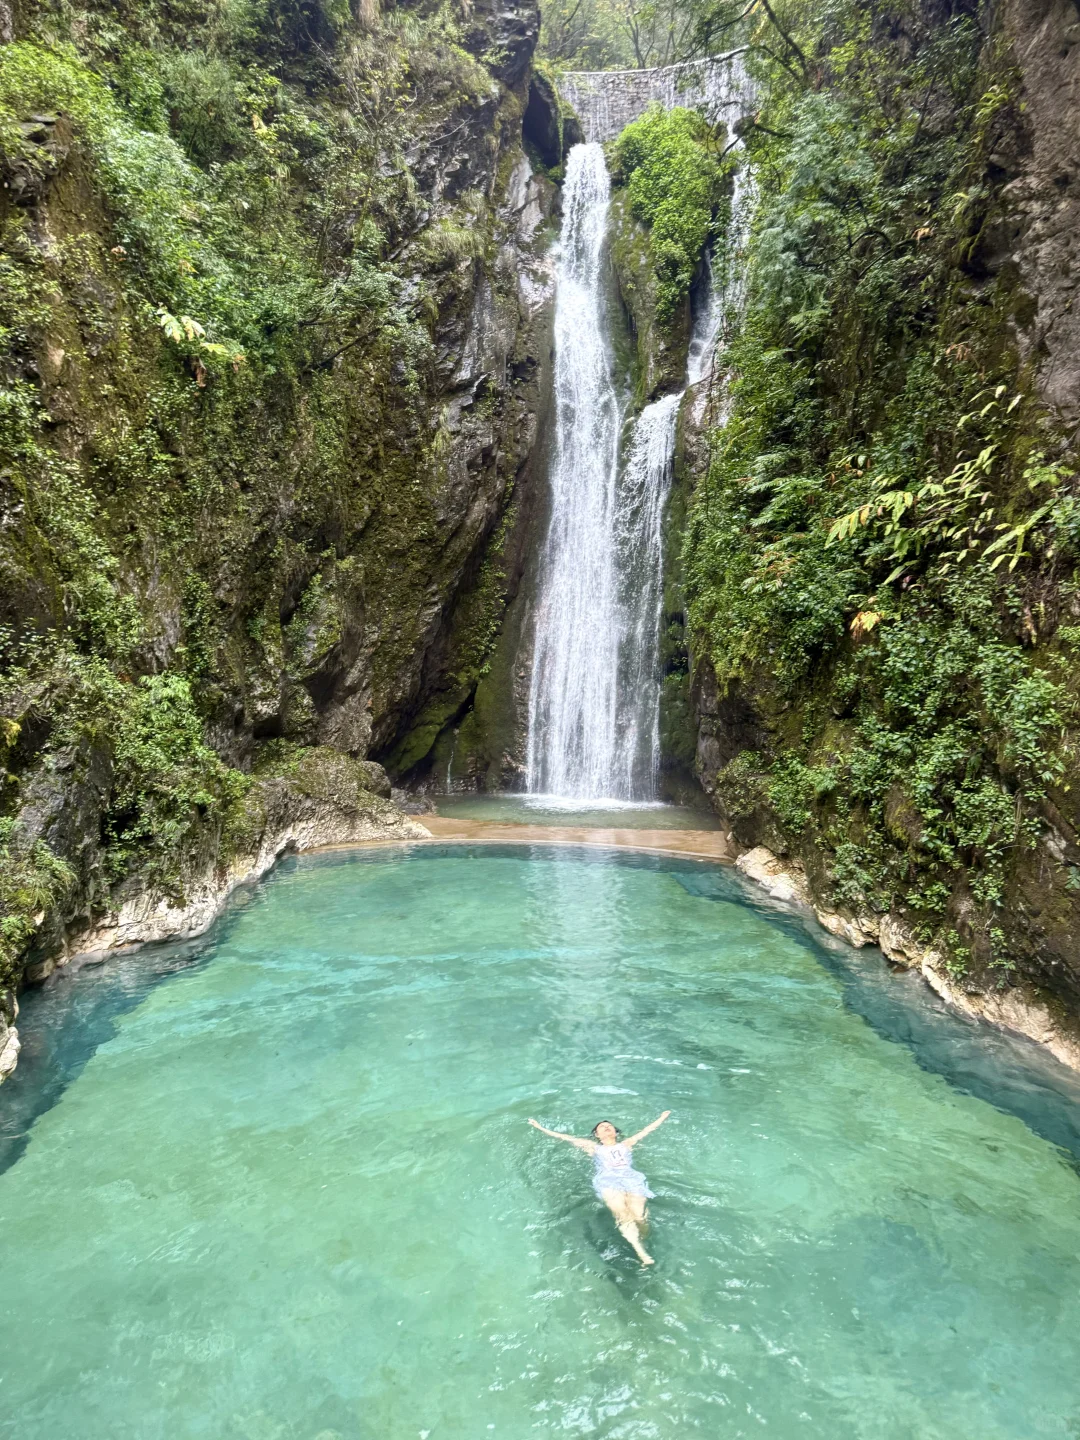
top-left (527, 1118), bottom-right (542, 1128)
top-left (625, 1110), bottom-right (672, 1147)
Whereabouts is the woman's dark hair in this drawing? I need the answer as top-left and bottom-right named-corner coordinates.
top-left (592, 1120), bottom-right (622, 1138)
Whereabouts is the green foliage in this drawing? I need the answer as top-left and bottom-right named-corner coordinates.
top-left (539, 0), bottom-right (757, 69)
top-left (827, 409), bottom-right (1077, 585)
top-left (0, 0), bottom-right (516, 979)
top-left (684, 2), bottom-right (1079, 959)
top-left (0, 817), bottom-right (75, 973)
top-left (106, 674), bottom-right (250, 880)
top-left (767, 755), bottom-right (834, 834)
top-left (540, 0), bottom-right (694, 68)
top-left (715, 749), bottom-right (765, 819)
top-left (417, 215), bottom-right (489, 270)
top-left (0, 34), bottom-right (424, 371)
top-left (613, 105), bottom-right (723, 322)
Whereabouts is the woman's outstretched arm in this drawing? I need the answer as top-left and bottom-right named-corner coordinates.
top-left (625, 1111), bottom-right (672, 1147)
top-left (527, 1118), bottom-right (596, 1153)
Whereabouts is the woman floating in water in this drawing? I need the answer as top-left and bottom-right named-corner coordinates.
top-left (528, 1111), bottom-right (671, 1265)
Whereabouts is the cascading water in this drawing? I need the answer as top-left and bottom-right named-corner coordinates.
top-left (686, 159), bottom-right (757, 417)
top-left (527, 105), bottom-right (757, 803)
top-left (526, 144), bottom-right (625, 800)
top-left (607, 153), bottom-right (757, 797)
top-left (524, 140), bottom-right (699, 803)
top-left (609, 391), bottom-right (681, 793)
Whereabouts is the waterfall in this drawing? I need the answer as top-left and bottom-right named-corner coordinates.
top-left (686, 159), bottom-right (757, 415)
top-left (609, 391), bottom-right (681, 793)
top-left (526, 135), bottom-right (757, 803)
top-left (688, 161), bottom-right (754, 426)
top-left (526, 144), bottom-right (625, 800)
top-left (686, 251), bottom-right (723, 389)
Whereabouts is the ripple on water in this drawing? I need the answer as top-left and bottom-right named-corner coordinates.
top-left (0, 845), bottom-right (1079, 1440)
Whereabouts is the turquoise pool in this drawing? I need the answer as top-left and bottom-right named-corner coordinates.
top-left (1, 844), bottom-right (1079, 1438)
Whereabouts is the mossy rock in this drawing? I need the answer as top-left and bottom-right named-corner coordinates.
top-left (608, 191), bottom-right (691, 401)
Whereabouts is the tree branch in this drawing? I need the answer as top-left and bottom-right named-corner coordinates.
top-left (757, 0), bottom-right (809, 78)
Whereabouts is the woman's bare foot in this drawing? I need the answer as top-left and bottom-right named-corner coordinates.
top-left (625, 1231), bottom-right (654, 1265)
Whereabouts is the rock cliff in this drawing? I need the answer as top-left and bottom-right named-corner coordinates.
top-left (1001, 0), bottom-right (1080, 428)
top-left (680, 0), bottom-right (1080, 1064)
top-left (0, 0), bottom-right (558, 1077)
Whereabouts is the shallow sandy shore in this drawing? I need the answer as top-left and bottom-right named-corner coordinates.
top-left (413, 816), bottom-right (737, 862)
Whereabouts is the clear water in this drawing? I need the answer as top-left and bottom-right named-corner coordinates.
top-left (432, 793), bottom-right (722, 830)
top-left (3, 845), bottom-right (1080, 1439)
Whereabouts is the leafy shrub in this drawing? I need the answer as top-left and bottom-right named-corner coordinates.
top-left (683, 4), bottom-right (1077, 957)
top-left (106, 674), bottom-right (249, 878)
top-left (0, 817), bottom-right (75, 973)
top-left (613, 105), bottom-right (724, 321)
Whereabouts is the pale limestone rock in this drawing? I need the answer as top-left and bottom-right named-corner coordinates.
top-left (879, 913), bottom-right (923, 964)
top-left (71, 806), bottom-right (429, 958)
top-left (917, 950), bottom-right (1080, 1074)
top-left (733, 847), bottom-right (1080, 1074)
top-left (735, 846), bottom-right (810, 906)
top-left (0, 1025), bottom-right (20, 1080)
top-left (814, 909), bottom-right (875, 948)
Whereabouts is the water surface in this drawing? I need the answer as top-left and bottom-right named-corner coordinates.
top-left (433, 793), bottom-right (721, 830)
top-left (2, 845), bottom-right (1080, 1439)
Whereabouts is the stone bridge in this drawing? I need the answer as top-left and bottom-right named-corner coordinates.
top-left (556, 49), bottom-right (753, 144)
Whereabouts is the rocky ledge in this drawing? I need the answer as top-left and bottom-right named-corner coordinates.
top-left (0, 748), bottom-right (428, 1085)
top-left (736, 846), bottom-right (1080, 1074)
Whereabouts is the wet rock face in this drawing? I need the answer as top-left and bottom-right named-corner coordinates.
top-left (1001, 0), bottom-right (1080, 424)
top-left (463, 0), bottom-right (540, 86)
top-left (521, 71), bottom-right (577, 171)
top-left (0, 113), bottom-right (70, 205)
top-left (0, 0), bottom-right (553, 1047)
top-left (379, 153), bottom-right (559, 789)
top-left (13, 740), bottom-right (114, 972)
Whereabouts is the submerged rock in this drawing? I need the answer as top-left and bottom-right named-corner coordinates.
top-left (734, 844), bottom-right (1080, 1075)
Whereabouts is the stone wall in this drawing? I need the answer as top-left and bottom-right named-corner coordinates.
top-left (557, 50), bottom-right (752, 143)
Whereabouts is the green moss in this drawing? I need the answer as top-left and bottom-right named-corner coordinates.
top-left (715, 750), bottom-right (766, 821)
top-left (683, 4), bottom-right (1079, 961)
top-left (608, 191), bottom-right (688, 398)
top-left (0, 0), bottom-right (529, 983)
top-left (0, 817), bottom-right (75, 976)
top-left (382, 689), bottom-right (470, 777)
top-left (612, 105), bottom-right (724, 324)
top-left (382, 496), bottom-right (522, 780)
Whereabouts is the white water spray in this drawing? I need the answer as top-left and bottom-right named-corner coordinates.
top-left (609, 390), bottom-right (681, 793)
top-left (526, 111), bottom-right (757, 802)
top-left (526, 145), bottom-right (624, 800)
